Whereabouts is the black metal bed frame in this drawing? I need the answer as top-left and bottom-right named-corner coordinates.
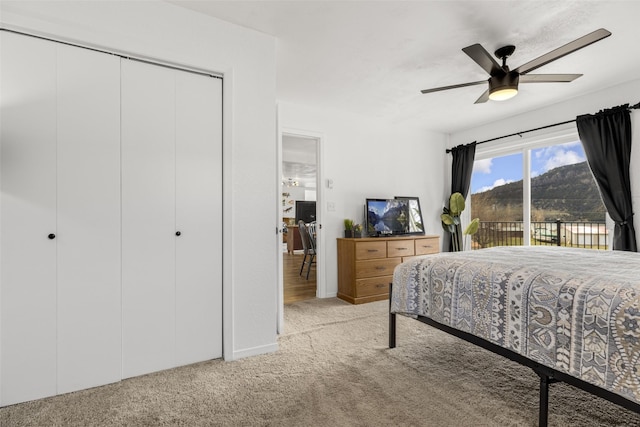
top-left (388, 284), bottom-right (640, 427)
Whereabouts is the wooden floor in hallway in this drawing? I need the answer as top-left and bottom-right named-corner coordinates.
top-left (283, 252), bottom-right (316, 304)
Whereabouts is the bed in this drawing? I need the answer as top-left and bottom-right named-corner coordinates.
top-left (389, 246), bottom-right (640, 426)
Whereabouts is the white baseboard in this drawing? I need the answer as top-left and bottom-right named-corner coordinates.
top-left (229, 342), bottom-right (279, 361)
top-left (319, 291), bottom-right (337, 298)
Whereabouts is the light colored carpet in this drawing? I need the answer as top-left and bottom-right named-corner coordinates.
top-left (2, 297), bottom-right (640, 426)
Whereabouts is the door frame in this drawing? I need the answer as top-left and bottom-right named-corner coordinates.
top-left (277, 126), bottom-right (325, 334)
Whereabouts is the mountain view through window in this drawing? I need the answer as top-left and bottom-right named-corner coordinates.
top-left (469, 141), bottom-right (607, 249)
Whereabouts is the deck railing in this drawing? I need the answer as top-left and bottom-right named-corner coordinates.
top-left (472, 220), bottom-right (608, 250)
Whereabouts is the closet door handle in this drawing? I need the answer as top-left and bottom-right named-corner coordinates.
top-left (175, 231), bottom-right (181, 236)
top-left (48, 233), bottom-right (56, 240)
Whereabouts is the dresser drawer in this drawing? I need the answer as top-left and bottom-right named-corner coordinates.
top-left (355, 241), bottom-right (387, 260)
top-left (355, 276), bottom-right (392, 297)
top-left (387, 239), bottom-right (415, 258)
top-left (415, 237), bottom-right (439, 255)
top-left (355, 258), bottom-right (401, 278)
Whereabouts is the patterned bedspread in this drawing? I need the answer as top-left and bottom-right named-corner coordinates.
top-left (391, 246), bottom-right (640, 403)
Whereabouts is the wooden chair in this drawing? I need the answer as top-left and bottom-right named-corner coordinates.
top-left (307, 221), bottom-right (317, 250)
top-left (298, 221), bottom-right (316, 279)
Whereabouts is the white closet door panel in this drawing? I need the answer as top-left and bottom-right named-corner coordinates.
top-left (56, 45), bottom-right (121, 393)
top-left (175, 74), bottom-right (223, 365)
top-left (121, 60), bottom-right (176, 378)
top-left (0, 33), bottom-right (58, 405)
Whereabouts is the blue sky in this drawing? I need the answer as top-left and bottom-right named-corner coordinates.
top-left (471, 141), bottom-right (586, 194)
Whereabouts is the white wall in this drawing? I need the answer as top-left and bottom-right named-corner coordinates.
top-left (284, 186), bottom-right (308, 203)
top-left (0, 0), bottom-right (278, 360)
top-left (449, 78), bottom-right (640, 246)
top-left (279, 101), bottom-right (448, 297)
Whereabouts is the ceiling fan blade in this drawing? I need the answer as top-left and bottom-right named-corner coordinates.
top-left (420, 80), bottom-right (486, 94)
top-left (462, 44), bottom-right (502, 75)
top-left (474, 89), bottom-right (490, 104)
top-left (515, 28), bottom-right (611, 75)
top-left (520, 74), bottom-right (583, 83)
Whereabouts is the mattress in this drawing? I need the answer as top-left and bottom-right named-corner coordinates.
top-left (390, 246), bottom-right (640, 403)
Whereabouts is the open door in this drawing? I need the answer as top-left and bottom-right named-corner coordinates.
top-left (277, 125), bottom-right (325, 334)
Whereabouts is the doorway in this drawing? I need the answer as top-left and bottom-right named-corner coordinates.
top-left (277, 127), bottom-right (325, 334)
top-left (281, 134), bottom-right (318, 304)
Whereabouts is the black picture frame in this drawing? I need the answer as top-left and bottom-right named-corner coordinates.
top-left (394, 196), bottom-right (425, 235)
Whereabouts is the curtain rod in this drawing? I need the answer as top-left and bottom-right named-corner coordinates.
top-left (446, 101), bottom-right (640, 154)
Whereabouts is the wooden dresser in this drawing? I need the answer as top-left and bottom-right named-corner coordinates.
top-left (337, 235), bottom-right (440, 304)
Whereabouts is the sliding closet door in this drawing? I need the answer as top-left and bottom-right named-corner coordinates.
top-left (122, 61), bottom-right (223, 376)
top-left (175, 73), bottom-right (223, 365)
top-left (0, 32), bottom-right (58, 406)
top-left (56, 45), bottom-right (121, 394)
top-left (121, 59), bottom-right (177, 378)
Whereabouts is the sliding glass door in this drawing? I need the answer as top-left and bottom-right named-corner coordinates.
top-left (469, 140), bottom-right (607, 249)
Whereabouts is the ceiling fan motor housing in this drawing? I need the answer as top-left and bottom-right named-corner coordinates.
top-left (489, 71), bottom-right (519, 94)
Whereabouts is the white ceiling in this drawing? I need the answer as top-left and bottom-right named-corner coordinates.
top-left (282, 134), bottom-right (317, 188)
top-left (169, 1), bottom-right (640, 135)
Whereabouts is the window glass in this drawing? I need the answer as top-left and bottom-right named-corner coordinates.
top-left (530, 142), bottom-right (607, 248)
top-left (469, 141), bottom-right (607, 249)
top-left (470, 152), bottom-right (523, 248)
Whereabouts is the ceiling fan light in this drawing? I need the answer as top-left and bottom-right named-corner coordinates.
top-left (489, 87), bottom-right (518, 101)
top-left (488, 71), bottom-right (520, 101)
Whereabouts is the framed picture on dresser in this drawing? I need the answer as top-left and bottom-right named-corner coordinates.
top-left (394, 196), bottom-right (424, 235)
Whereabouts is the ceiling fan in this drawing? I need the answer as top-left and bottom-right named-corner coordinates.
top-left (420, 28), bottom-right (611, 103)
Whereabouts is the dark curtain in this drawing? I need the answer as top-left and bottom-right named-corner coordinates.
top-left (450, 142), bottom-right (477, 197)
top-left (447, 142), bottom-right (477, 251)
top-left (576, 105), bottom-right (637, 251)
